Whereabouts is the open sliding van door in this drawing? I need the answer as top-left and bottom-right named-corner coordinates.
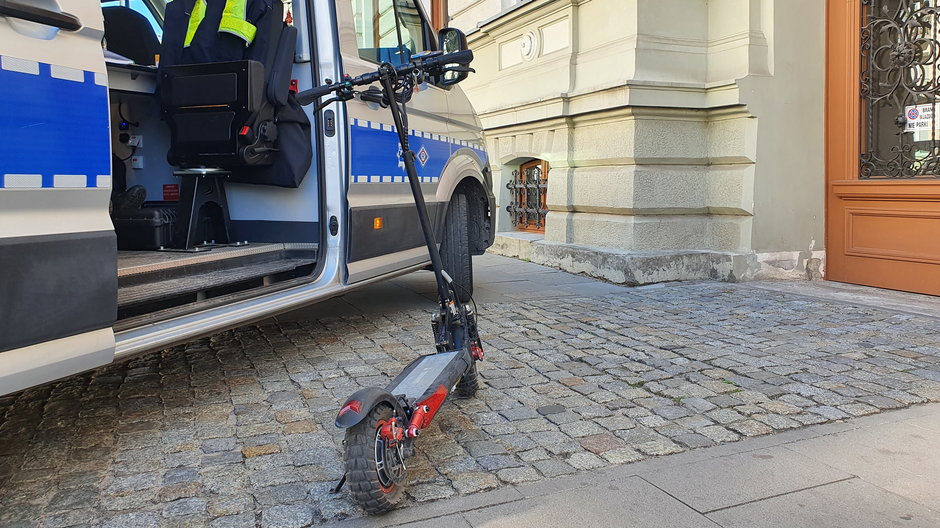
top-left (336, 0), bottom-right (453, 283)
top-left (0, 1), bottom-right (117, 395)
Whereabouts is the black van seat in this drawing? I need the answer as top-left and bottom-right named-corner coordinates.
top-left (161, 60), bottom-right (274, 168)
top-left (156, 0), bottom-right (312, 249)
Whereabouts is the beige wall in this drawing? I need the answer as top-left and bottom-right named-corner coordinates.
top-left (737, 0), bottom-right (825, 254)
top-left (453, 0), bottom-right (825, 264)
top-left (450, 0), bottom-right (525, 31)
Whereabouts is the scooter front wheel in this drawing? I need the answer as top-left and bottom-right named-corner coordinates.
top-left (344, 404), bottom-right (406, 513)
top-left (455, 361), bottom-right (480, 398)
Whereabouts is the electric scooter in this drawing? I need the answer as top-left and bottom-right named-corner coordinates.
top-left (297, 49), bottom-right (484, 513)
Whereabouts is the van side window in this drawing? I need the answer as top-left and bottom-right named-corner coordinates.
top-left (351, 0), bottom-right (430, 66)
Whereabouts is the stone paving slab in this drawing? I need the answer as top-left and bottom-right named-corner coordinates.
top-left (707, 478), bottom-right (940, 528)
top-left (787, 418), bottom-right (940, 509)
top-left (2, 255), bottom-right (940, 527)
top-left (394, 515), bottom-right (470, 528)
top-left (462, 476), bottom-right (718, 528)
top-left (642, 445), bottom-right (852, 513)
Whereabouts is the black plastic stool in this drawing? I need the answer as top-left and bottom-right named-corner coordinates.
top-left (173, 168), bottom-right (232, 249)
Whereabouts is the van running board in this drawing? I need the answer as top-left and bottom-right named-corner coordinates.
top-left (117, 243), bottom-right (317, 311)
top-left (118, 243), bottom-right (314, 281)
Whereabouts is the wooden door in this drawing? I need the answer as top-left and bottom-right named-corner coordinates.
top-left (827, 0), bottom-right (940, 295)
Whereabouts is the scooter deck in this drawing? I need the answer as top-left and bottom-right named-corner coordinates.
top-left (386, 351), bottom-right (471, 405)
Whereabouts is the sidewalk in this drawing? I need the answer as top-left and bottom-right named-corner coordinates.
top-left (325, 402), bottom-right (940, 528)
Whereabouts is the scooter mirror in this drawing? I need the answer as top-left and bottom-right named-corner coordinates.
top-left (438, 27), bottom-right (471, 87)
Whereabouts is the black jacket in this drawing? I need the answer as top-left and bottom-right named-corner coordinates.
top-left (161, 0), bottom-right (275, 67)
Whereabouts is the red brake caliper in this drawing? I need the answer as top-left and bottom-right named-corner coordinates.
top-left (378, 418), bottom-right (404, 444)
top-left (375, 418), bottom-right (405, 493)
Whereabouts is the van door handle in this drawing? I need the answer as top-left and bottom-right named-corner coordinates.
top-left (0, 0), bottom-right (82, 31)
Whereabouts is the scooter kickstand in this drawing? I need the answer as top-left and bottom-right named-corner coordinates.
top-left (329, 474), bottom-right (347, 494)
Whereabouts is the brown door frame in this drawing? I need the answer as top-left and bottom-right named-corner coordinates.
top-left (825, 0), bottom-right (860, 282)
top-left (431, 0), bottom-right (448, 31)
top-left (825, 0), bottom-right (860, 207)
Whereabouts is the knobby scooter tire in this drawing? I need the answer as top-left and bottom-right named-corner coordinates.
top-left (440, 193), bottom-right (473, 303)
top-left (455, 361), bottom-right (480, 398)
top-left (344, 404), bottom-right (405, 513)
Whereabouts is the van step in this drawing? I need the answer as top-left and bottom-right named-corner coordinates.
top-left (116, 243), bottom-right (318, 311)
top-left (118, 243), bottom-right (317, 285)
top-left (117, 257), bottom-right (315, 309)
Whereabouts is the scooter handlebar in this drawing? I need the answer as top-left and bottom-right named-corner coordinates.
top-left (295, 84), bottom-right (338, 105)
top-left (295, 49), bottom-right (474, 106)
top-left (422, 49), bottom-right (474, 70)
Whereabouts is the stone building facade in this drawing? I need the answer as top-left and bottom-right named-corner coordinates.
top-left (444, 0), bottom-right (826, 284)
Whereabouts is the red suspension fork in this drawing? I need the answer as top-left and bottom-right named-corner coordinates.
top-left (406, 406), bottom-right (430, 438)
top-left (404, 385), bottom-right (449, 438)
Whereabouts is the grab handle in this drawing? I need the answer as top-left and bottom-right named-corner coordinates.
top-left (0, 0), bottom-right (82, 31)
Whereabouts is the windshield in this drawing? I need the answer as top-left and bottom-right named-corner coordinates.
top-left (101, 0), bottom-right (166, 38)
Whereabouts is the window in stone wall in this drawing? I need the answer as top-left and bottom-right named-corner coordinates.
top-left (507, 159), bottom-right (549, 233)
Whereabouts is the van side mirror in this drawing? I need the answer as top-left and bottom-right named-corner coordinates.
top-left (438, 28), bottom-right (471, 87)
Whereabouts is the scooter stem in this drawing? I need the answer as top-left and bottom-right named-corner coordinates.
top-left (378, 66), bottom-right (453, 306)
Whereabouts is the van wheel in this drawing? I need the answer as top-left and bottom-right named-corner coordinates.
top-left (440, 193), bottom-right (473, 303)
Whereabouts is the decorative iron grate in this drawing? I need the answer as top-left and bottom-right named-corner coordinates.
top-left (860, 0), bottom-right (940, 178)
top-left (506, 161), bottom-right (548, 231)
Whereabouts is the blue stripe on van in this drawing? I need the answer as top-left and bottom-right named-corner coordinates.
top-left (0, 57), bottom-right (110, 189)
top-left (349, 119), bottom-right (487, 184)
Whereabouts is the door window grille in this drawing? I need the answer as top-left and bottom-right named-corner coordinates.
top-left (860, 0), bottom-right (940, 178)
top-left (506, 160), bottom-right (548, 232)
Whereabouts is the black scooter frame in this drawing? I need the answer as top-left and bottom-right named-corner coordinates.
top-left (297, 51), bottom-right (484, 506)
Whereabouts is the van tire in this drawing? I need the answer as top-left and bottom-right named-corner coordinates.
top-left (440, 193), bottom-right (473, 303)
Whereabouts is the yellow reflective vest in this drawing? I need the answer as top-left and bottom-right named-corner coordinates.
top-left (183, 0), bottom-right (258, 48)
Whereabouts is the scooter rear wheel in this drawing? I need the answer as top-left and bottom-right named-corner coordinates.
top-left (344, 404), bottom-right (406, 513)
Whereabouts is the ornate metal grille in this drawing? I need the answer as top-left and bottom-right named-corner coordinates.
top-left (506, 160), bottom-right (548, 232)
top-left (860, 0), bottom-right (940, 178)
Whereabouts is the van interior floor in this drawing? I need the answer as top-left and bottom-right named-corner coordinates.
top-left (117, 243), bottom-right (318, 319)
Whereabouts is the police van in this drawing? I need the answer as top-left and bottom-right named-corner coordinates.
top-left (0, 0), bottom-right (494, 396)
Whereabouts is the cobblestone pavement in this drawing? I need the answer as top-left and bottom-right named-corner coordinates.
top-left (3, 255), bottom-right (940, 527)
